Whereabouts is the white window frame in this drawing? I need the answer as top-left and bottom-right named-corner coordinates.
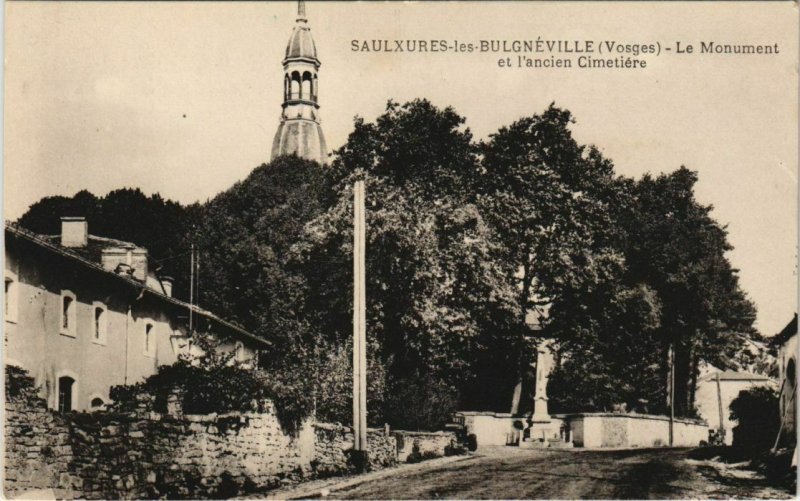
top-left (143, 320), bottom-right (156, 357)
top-left (91, 301), bottom-right (108, 346)
top-left (59, 290), bottom-right (77, 338)
top-left (5, 271), bottom-right (19, 324)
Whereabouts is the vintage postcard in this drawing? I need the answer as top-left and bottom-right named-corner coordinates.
top-left (3, 1), bottom-right (798, 499)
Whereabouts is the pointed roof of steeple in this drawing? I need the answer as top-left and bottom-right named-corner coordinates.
top-left (284, 0), bottom-right (318, 62)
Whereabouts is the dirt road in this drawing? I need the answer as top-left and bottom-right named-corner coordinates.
top-left (326, 446), bottom-right (791, 499)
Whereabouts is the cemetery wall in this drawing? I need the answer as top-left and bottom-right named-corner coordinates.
top-left (457, 411), bottom-right (517, 447)
top-left (568, 413), bottom-right (708, 448)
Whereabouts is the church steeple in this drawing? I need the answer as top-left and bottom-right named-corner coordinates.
top-left (271, 0), bottom-right (328, 165)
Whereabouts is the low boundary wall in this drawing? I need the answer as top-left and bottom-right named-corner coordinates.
top-left (5, 373), bottom-right (456, 499)
top-left (456, 410), bottom-right (708, 449)
top-left (566, 413), bottom-right (708, 448)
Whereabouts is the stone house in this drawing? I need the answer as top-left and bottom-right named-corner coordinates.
top-left (772, 314), bottom-right (797, 445)
top-left (4, 218), bottom-right (269, 412)
top-left (694, 369), bottom-right (775, 445)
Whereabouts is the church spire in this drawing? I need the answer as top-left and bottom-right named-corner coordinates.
top-left (271, 1), bottom-right (328, 165)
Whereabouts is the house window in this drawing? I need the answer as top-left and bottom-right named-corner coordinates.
top-left (60, 290), bottom-right (77, 337)
top-left (4, 272), bottom-right (18, 323)
top-left (92, 302), bottom-right (107, 345)
top-left (58, 376), bottom-right (75, 412)
top-left (144, 322), bottom-right (155, 357)
top-left (235, 341), bottom-right (245, 363)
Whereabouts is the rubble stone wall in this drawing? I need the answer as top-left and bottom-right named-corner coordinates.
top-left (393, 431), bottom-right (455, 462)
top-left (313, 423), bottom-right (397, 475)
top-left (4, 397), bottom-right (81, 499)
top-left (65, 402), bottom-right (319, 499)
top-left (4, 379), bottom-right (398, 499)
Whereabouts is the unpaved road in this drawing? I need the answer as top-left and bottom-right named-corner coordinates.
top-left (326, 447), bottom-right (792, 499)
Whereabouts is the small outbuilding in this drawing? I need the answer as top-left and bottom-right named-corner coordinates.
top-left (695, 369), bottom-right (776, 445)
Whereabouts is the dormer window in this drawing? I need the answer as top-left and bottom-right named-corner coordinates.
top-left (60, 290), bottom-right (77, 337)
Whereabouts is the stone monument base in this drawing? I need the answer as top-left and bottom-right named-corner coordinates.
top-left (519, 419), bottom-right (572, 449)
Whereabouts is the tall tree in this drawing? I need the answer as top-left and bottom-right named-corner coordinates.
top-left (298, 100), bottom-right (520, 423)
top-left (622, 168), bottom-right (758, 415)
top-left (478, 105), bottom-right (629, 410)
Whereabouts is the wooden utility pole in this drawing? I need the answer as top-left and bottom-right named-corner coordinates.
top-left (189, 243), bottom-right (195, 333)
top-left (352, 180), bottom-right (368, 467)
top-left (668, 344), bottom-right (675, 446)
top-left (715, 372), bottom-right (724, 441)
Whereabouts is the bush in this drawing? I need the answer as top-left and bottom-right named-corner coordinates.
top-left (110, 361), bottom-right (262, 414)
top-left (313, 340), bottom-right (387, 426)
top-left (383, 373), bottom-right (459, 431)
top-left (5, 364), bottom-right (38, 400)
top-left (729, 386), bottom-right (780, 453)
top-left (110, 332), bottom-right (313, 434)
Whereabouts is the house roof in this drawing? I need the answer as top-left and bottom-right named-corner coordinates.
top-left (5, 221), bottom-right (270, 349)
top-left (701, 370), bottom-right (773, 382)
top-left (770, 314), bottom-right (797, 348)
top-left (41, 234), bottom-right (144, 268)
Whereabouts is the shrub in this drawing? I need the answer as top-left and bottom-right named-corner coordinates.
top-left (110, 332), bottom-right (312, 434)
top-left (729, 386), bottom-right (780, 453)
top-left (5, 364), bottom-right (38, 401)
top-left (312, 340), bottom-right (387, 426)
top-left (383, 373), bottom-right (459, 431)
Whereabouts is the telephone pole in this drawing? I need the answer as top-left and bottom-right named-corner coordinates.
top-left (352, 180), bottom-right (368, 470)
top-left (668, 344), bottom-right (675, 446)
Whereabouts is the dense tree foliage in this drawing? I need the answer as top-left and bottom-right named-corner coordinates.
top-left (17, 99), bottom-right (761, 427)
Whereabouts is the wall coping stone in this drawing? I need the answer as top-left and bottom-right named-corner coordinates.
top-left (456, 411), bottom-right (513, 417)
top-left (557, 412), bottom-right (707, 426)
top-left (392, 430), bottom-right (454, 437)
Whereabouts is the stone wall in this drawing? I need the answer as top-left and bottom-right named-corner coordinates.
top-left (66, 403), bottom-right (319, 499)
top-left (4, 396), bottom-right (81, 499)
top-left (567, 413), bottom-right (708, 448)
top-left (4, 372), bottom-right (407, 499)
top-left (393, 431), bottom-right (456, 462)
top-left (313, 423), bottom-right (397, 475)
top-left (456, 411), bottom-right (518, 447)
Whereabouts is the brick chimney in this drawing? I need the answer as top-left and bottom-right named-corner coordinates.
top-left (61, 217), bottom-right (88, 247)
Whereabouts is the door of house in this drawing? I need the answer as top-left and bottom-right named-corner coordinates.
top-left (58, 376), bottom-right (74, 412)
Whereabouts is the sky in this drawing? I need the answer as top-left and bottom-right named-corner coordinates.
top-left (4, 1), bottom-right (798, 336)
